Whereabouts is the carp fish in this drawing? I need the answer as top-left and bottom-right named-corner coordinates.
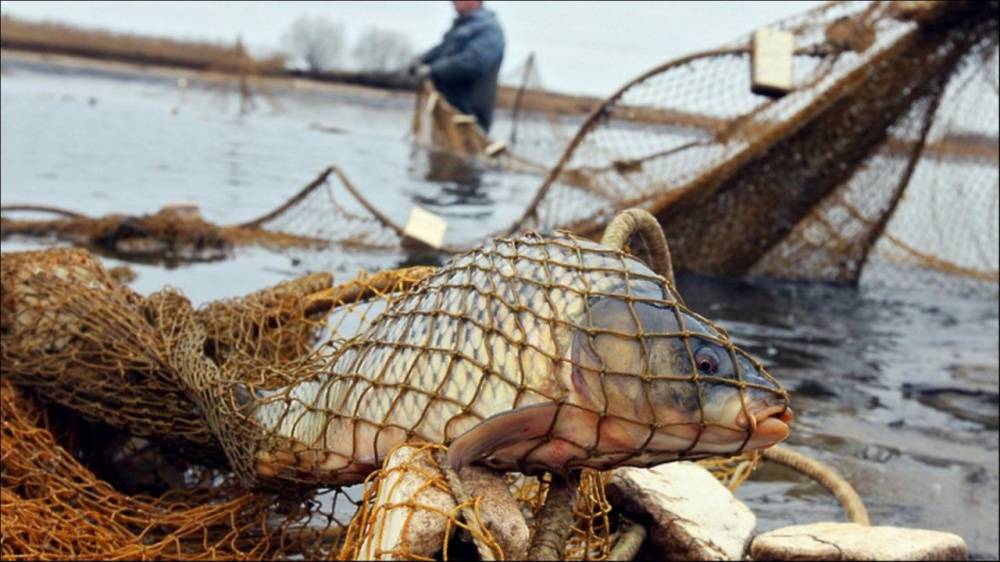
top-left (246, 232), bottom-right (791, 485)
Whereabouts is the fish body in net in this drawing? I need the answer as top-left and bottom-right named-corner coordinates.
top-left (248, 232), bottom-right (790, 485)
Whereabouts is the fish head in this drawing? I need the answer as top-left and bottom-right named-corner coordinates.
top-left (446, 242), bottom-right (791, 474)
top-left (567, 285), bottom-right (792, 466)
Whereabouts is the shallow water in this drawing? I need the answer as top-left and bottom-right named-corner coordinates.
top-left (2, 55), bottom-right (998, 559)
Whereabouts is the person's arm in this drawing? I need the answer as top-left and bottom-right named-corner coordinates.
top-left (419, 42), bottom-right (446, 65)
top-left (427, 24), bottom-right (503, 83)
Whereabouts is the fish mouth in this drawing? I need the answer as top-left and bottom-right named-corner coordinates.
top-left (736, 403), bottom-right (793, 448)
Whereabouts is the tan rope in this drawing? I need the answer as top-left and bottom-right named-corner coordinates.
top-left (600, 208), bottom-right (676, 287)
top-left (237, 167), bottom-right (335, 228)
top-left (763, 445), bottom-right (870, 526)
top-left (0, 204), bottom-right (91, 219)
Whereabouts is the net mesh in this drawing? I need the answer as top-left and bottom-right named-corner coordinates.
top-left (235, 229), bottom-right (788, 488)
top-left (495, 52), bottom-right (578, 156)
top-left (0, 166), bottom-right (404, 265)
top-left (505, 0), bottom-right (998, 295)
top-left (2, 215), bottom-right (787, 559)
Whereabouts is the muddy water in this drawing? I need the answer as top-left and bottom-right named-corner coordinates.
top-left (2, 55), bottom-right (997, 559)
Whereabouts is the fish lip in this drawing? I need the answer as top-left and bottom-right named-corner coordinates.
top-left (736, 403), bottom-right (794, 431)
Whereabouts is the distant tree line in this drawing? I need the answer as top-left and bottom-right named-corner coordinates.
top-left (282, 15), bottom-right (414, 74)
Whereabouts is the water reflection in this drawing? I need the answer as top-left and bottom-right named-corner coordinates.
top-left (397, 148), bottom-right (493, 268)
top-left (409, 148), bottom-right (491, 210)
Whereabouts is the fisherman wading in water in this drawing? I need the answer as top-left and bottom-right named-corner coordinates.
top-left (410, 1), bottom-right (505, 133)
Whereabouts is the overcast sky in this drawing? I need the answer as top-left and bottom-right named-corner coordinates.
top-left (0, 1), bottom-right (824, 96)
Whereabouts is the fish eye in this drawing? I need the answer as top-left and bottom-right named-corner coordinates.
top-left (694, 346), bottom-right (721, 376)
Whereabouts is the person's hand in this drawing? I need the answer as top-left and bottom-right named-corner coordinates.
top-left (406, 58), bottom-right (423, 76)
top-left (415, 64), bottom-right (432, 79)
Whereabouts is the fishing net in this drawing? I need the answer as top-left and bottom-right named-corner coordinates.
top-left (502, 0), bottom-right (998, 295)
top-left (411, 79), bottom-right (550, 174)
top-left (225, 0), bottom-right (996, 298)
top-left (2, 209), bottom-right (790, 560)
top-left (0, 246), bottom-right (429, 560)
top-left (233, 226), bottom-right (788, 489)
top-left (0, 166), bottom-right (402, 264)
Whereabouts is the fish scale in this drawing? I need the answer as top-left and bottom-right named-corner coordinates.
top-left (254, 234), bottom-right (638, 463)
top-left (249, 231), bottom-right (789, 483)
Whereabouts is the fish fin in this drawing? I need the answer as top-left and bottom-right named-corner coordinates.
top-left (447, 403), bottom-right (559, 472)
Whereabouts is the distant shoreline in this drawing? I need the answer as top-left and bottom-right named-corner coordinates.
top-left (1, 45), bottom-right (608, 120)
top-left (0, 10), bottom-right (603, 118)
top-left (4, 47), bottom-right (994, 167)
top-left (0, 48), bottom-right (416, 102)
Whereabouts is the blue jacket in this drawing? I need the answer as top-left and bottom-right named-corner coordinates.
top-left (420, 9), bottom-right (505, 132)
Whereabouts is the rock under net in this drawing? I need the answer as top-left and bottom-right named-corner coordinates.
top-left (2, 211), bottom-right (788, 560)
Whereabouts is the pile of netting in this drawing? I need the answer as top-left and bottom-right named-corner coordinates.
top-left (2, 209), bottom-right (807, 560)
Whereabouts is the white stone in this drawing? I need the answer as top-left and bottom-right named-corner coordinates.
top-left (606, 461), bottom-right (756, 561)
top-left (355, 446), bottom-right (527, 561)
top-left (751, 522), bottom-right (969, 561)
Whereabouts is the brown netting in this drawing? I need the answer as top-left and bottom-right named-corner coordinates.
top-left (0, 246), bottom-right (435, 559)
top-left (1, 375), bottom-right (361, 560)
top-left (0, 166), bottom-right (403, 264)
top-left (2, 211), bottom-right (791, 559)
top-left (242, 0), bottom-right (992, 297)
top-left (301, 1), bottom-right (1000, 293)
top-left (411, 80), bottom-right (550, 174)
top-left (504, 0), bottom-right (998, 294)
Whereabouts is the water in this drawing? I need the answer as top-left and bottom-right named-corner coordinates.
top-left (2, 54), bottom-right (998, 559)
top-left (679, 276), bottom-right (999, 558)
